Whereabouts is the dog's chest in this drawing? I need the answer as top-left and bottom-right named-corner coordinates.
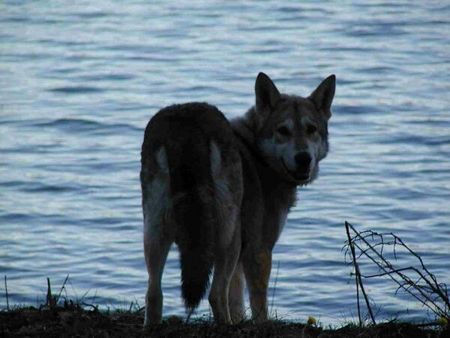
top-left (277, 208), bottom-right (289, 238)
top-left (263, 191), bottom-right (295, 247)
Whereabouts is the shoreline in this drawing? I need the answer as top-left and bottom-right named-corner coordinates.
top-left (1, 305), bottom-right (447, 338)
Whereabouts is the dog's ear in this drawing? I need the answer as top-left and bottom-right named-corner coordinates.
top-left (255, 72), bottom-right (281, 116)
top-left (309, 75), bottom-right (336, 119)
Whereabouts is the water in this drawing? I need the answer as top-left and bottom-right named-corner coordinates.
top-left (1, 0), bottom-right (449, 324)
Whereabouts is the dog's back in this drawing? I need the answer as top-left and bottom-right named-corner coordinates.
top-left (141, 103), bottom-right (243, 324)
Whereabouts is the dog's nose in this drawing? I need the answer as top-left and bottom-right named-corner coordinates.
top-left (295, 152), bottom-right (311, 173)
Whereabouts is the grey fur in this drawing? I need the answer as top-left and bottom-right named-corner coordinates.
top-left (141, 73), bottom-right (335, 325)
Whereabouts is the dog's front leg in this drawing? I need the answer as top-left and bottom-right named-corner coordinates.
top-left (242, 246), bottom-right (272, 322)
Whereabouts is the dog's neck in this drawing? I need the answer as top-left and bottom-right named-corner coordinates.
top-left (231, 111), bottom-right (298, 247)
top-left (229, 110), bottom-right (256, 147)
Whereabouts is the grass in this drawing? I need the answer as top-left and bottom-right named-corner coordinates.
top-left (1, 266), bottom-right (448, 337)
top-left (1, 304), bottom-right (448, 338)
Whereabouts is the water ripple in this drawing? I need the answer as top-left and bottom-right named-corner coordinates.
top-left (1, 0), bottom-right (449, 325)
top-left (48, 86), bottom-right (105, 94)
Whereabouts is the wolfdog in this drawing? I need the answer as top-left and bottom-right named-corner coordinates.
top-left (140, 72), bottom-right (335, 325)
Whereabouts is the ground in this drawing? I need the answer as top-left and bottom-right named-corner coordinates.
top-left (0, 306), bottom-right (447, 338)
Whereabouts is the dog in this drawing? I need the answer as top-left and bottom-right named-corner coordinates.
top-left (140, 72), bottom-right (335, 325)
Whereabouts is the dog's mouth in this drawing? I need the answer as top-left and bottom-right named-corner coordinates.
top-left (281, 159), bottom-right (310, 183)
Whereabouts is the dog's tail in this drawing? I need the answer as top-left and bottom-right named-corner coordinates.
top-left (167, 131), bottom-right (216, 311)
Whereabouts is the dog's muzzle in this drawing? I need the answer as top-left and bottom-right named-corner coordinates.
top-left (294, 152), bottom-right (312, 177)
top-left (282, 153), bottom-right (311, 183)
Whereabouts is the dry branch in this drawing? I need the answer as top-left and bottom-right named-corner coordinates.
top-left (344, 221), bottom-right (449, 322)
top-left (4, 275), bottom-right (9, 311)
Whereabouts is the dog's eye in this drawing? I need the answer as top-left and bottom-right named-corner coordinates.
top-left (276, 126), bottom-right (291, 137)
top-left (306, 124), bottom-right (317, 134)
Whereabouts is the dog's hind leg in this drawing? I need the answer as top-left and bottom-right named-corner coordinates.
top-left (142, 147), bottom-right (172, 326)
top-left (208, 145), bottom-right (242, 324)
top-left (242, 247), bottom-right (272, 322)
top-left (208, 228), bottom-right (240, 324)
top-left (228, 262), bottom-right (246, 323)
top-left (144, 233), bottom-right (171, 326)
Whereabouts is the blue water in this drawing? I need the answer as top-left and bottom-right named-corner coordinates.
top-left (1, 0), bottom-right (449, 324)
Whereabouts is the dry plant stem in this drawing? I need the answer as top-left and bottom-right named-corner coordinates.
top-left (353, 230), bottom-right (447, 317)
top-left (351, 240), bottom-right (442, 316)
top-left (345, 224), bottom-right (361, 326)
top-left (345, 221), bottom-right (376, 325)
top-left (56, 274), bottom-right (70, 304)
top-left (396, 237), bottom-right (450, 311)
top-left (345, 222), bottom-right (449, 319)
top-left (4, 275), bottom-right (9, 311)
top-left (366, 231), bottom-right (445, 306)
top-left (270, 261), bottom-right (280, 316)
top-left (351, 229), bottom-right (437, 314)
top-left (46, 277), bottom-right (53, 308)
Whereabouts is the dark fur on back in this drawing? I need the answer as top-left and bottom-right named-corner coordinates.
top-left (141, 103), bottom-right (234, 310)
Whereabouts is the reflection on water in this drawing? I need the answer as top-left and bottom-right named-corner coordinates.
top-left (1, 0), bottom-right (449, 324)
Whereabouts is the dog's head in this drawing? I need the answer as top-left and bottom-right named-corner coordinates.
top-left (252, 72), bottom-right (335, 185)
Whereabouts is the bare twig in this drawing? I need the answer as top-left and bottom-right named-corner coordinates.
top-left (354, 238), bottom-right (440, 316)
top-left (4, 275), bottom-right (9, 311)
top-left (56, 274), bottom-right (70, 304)
top-left (46, 277), bottom-right (55, 309)
top-left (345, 221), bottom-right (376, 325)
top-left (344, 221), bottom-right (449, 321)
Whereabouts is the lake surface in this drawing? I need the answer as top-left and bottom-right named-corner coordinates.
top-left (1, 0), bottom-right (449, 324)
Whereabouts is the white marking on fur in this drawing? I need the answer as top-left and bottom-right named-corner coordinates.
top-left (260, 119), bottom-right (295, 166)
top-left (306, 140), bottom-right (320, 177)
top-left (210, 141), bottom-right (237, 247)
top-left (260, 113), bottom-right (328, 182)
top-left (210, 141), bottom-right (221, 178)
top-left (259, 137), bottom-right (282, 162)
top-left (279, 118), bottom-right (294, 131)
top-left (215, 176), bottom-right (238, 247)
top-left (143, 147), bottom-right (170, 239)
top-left (156, 147), bottom-right (169, 174)
top-left (315, 137), bottom-right (328, 161)
top-left (260, 137), bottom-right (297, 171)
